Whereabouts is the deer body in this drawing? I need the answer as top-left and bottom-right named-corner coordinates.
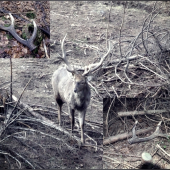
top-left (52, 67), bottom-right (91, 144)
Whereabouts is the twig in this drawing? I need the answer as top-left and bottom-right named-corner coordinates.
top-left (88, 81), bottom-right (102, 99)
top-left (141, 2), bottom-right (157, 55)
top-left (103, 152), bottom-right (141, 158)
top-left (12, 150), bottom-right (35, 169)
top-left (0, 77), bottom-right (33, 137)
top-left (156, 144), bottom-right (170, 158)
top-left (84, 133), bottom-right (98, 151)
top-left (103, 155), bottom-right (137, 169)
top-left (106, 2), bottom-right (112, 48)
top-left (125, 5), bottom-right (161, 58)
top-left (0, 150), bottom-right (21, 168)
top-left (119, 1), bottom-right (127, 58)
top-left (10, 55), bottom-right (12, 102)
top-left (139, 62), bottom-right (167, 80)
top-left (101, 81), bottom-right (111, 97)
top-left (112, 86), bottom-right (119, 98)
top-left (6, 108), bottom-right (28, 127)
top-left (5, 77), bottom-right (33, 125)
top-left (43, 39), bottom-right (49, 58)
top-left (12, 126), bottom-right (65, 143)
top-left (105, 98), bottom-right (115, 137)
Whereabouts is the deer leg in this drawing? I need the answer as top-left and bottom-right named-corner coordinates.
top-left (79, 111), bottom-right (86, 144)
top-left (69, 107), bottom-right (75, 133)
top-left (57, 104), bottom-right (62, 126)
top-left (56, 99), bottom-right (63, 126)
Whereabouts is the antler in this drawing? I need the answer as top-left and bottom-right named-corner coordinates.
top-left (128, 120), bottom-right (169, 144)
top-left (82, 41), bottom-right (111, 76)
top-left (58, 34), bottom-right (76, 73)
top-left (0, 13), bottom-right (37, 51)
top-left (58, 34), bottom-right (111, 75)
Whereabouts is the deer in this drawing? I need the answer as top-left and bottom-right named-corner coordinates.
top-left (52, 34), bottom-right (111, 144)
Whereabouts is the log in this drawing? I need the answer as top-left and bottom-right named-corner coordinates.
top-left (118, 109), bottom-right (167, 117)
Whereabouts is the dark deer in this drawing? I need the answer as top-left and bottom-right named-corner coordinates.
top-left (52, 34), bottom-right (111, 144)
top-left (0, 13), bottom-right (37, 51)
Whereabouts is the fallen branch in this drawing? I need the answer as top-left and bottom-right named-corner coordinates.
top-left (156, 144), bottom-right (170, 158)
top-left (118, 109), bottom-right (167, 117)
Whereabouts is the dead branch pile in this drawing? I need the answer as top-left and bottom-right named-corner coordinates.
top-left (96, 2), bottom-right (170, 98)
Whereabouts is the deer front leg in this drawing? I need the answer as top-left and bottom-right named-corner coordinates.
top-left (69, 107), bottom-right (75, 133)
top-left (79, 110), bottom-right (86, 144)
top-left (57, 103), bottom-right (62, 126)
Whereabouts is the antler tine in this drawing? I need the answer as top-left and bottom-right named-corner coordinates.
top-left (0, 13), bottom-right (37, 51)
top-left (27, 20), bottom-right (37, 49)
top-left (61, 33), bottom-right (68, 64)
top-left (0, 13), bottom-right (14, 31)
top-left (59, 34), bottom-right (75, 73)
top-left (82, 40), bottom-right (111, 76)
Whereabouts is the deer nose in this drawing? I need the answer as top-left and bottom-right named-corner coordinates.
top-left (74, 84), bottom-right (78, 93)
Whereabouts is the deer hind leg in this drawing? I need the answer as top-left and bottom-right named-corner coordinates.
top-left (56, 98), bottom-right (63, 126)
top-left (79, 111), bottom-right (86, 144)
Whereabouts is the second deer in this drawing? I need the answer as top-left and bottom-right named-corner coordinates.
top-left (52, 34), bottom-right (111, 144)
